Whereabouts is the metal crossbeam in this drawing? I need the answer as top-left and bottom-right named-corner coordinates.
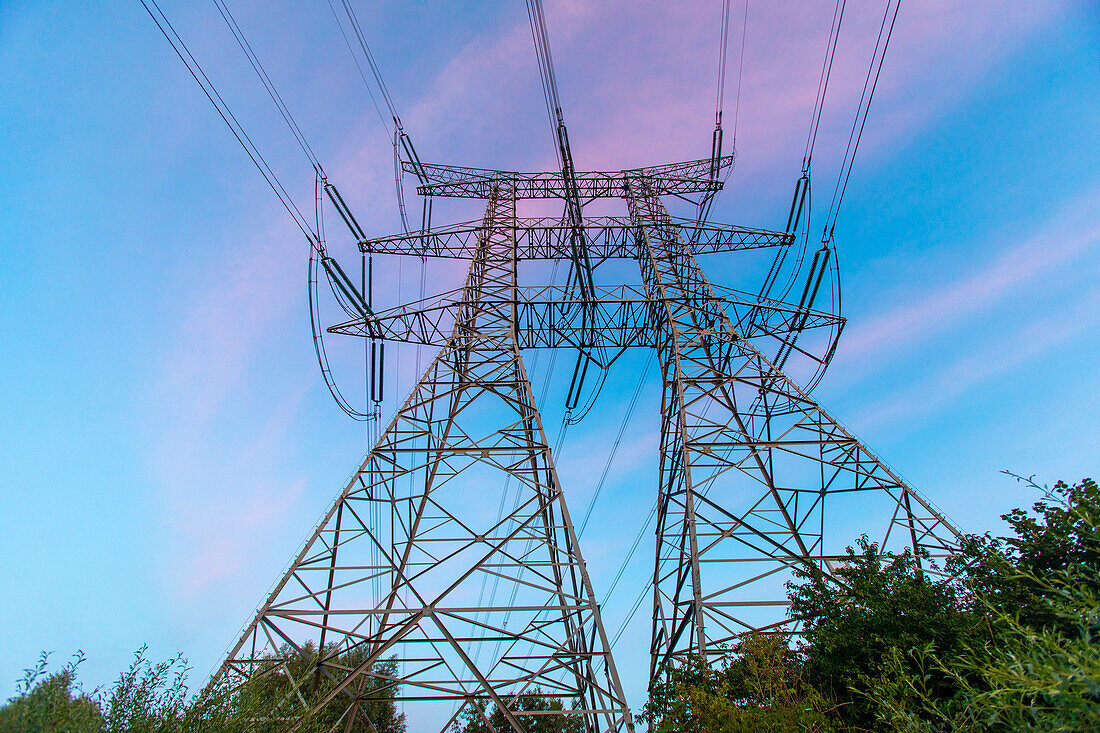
top-left (226, 155), bottom-right (962, 731)
top-left (409, 156), bottom-right (734, 198)
top-left (219, 186), bottom-right (634, 732)
top-left (357, 216), bottom-right (791, 259)
top-left (327, 284), bottom-right (842, 362)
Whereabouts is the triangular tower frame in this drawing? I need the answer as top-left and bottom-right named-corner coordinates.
top-left (216, 155), bottom-right (961, 731)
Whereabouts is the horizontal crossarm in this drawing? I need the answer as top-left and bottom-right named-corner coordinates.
top-left (327, 284), bottom-right (843, 354)
top-left (408, 156), bottom-right (734, 198)
top-left (358, 217), bottom-right (790, 259)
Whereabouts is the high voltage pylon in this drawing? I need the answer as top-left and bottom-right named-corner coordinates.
top-left (138, 0), bottom-right (960, 728)
top-left (215, 154), bottom-right (961, 732)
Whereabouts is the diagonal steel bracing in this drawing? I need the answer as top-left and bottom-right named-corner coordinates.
top-left (326, 284), bottom-right (842, 365)
top-left (220, 154), bottom-right (963, 728)
top-left (218, 184), bottom-right (634, 732)
top-left (624, 176), bottom-right (962, 677)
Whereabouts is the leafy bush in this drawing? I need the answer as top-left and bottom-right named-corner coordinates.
top-left (866, 477), bottom-right (1100, 731)
top-left (640, 475), bottom-right (1100, 732)
top-left (0, 645), bottom-right (404, 733)
top-left (788, 538), bottom-right (981, 728)
top-left (451, 689), bottom-right (585, 732)
top-left (640, 634), bottom-right (835, 732)
top-left (0, 652), bottom-right (102, 733)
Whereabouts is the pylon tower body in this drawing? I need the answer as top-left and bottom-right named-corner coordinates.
top-left (625, 178), bottom-right (959, 675)
top-left (218, 157), bottom-right (961, 731)
top-left (220, 183), bottom-right (633, 732)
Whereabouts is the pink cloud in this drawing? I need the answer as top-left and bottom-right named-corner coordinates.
top-left (328, 0), bottom-right (1070, 250)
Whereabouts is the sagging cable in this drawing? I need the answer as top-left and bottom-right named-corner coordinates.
top-left (774, 245), bottom-right (830, 371)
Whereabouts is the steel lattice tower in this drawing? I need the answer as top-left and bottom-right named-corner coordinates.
top-left (216, 156), bottom-right (961, 732)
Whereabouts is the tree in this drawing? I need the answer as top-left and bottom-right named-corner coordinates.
top-left (637, 475), bottom-right (1100, 731)
top-left (451, 690), bottom-right (585, 732)
top-left (866, 476), bottom-right (1100, 731)
top-left (0, 645), bottom-right (406, 733)
top-left (639, 633), bottom-right (834, 733)
top-left (957, 475), bottom-right (1100, 635)
top-left (205, 643), bottom-right (406, 733)
top-left (0, 652), bottom-right (102, 733)
top-left (787, 538), bottom-right (981, 729)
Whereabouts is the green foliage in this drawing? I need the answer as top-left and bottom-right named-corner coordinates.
top-left (451, 690), bottom-right (584, 732)
top-left (215, 643), bottom-right (405, 733)
top-left (788, 537), bottom-right (981, 729)
top-left (101, 646), bottom-right (192, 731)
top-left (0, 652), bottom-right (103, 733)
top-left (639, 634), bottom-right (834, 732)
top-left (958, 475), bottom-right (1100, 635)
top-left (639, 477), bottom-right (1100, 731)
top-left (5, 475), bottom-right (1097, 731)
top-left (865, 476), bottom-right (1100, 731)
top-left (0, 645), bottom-right (405, 733)
top-left (865, 569), bottom-right (1100, 731)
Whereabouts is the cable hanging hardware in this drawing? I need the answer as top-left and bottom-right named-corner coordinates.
top-left (525, 0), bottom-right (604, 419)
top-left (693, 0), bottom-right (748, 232)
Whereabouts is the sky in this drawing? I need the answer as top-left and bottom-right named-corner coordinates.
top-left (1, 0), bottom-right (1098, 718)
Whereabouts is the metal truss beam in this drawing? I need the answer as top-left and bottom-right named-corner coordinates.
top-left (357, 216), bottom-right (791, 259)
top-left (328, 284), bottom-right (842, 367)
top-left (220, 186), bottom-right (634, 732)
top-left (409, 156), bottom-right (734, 198)
top-left (624, 176), bottom-right (963, 678)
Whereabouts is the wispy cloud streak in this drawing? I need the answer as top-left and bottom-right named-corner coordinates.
top-left (841, 185), bottom-right (1100, 362)
top-left (850, 283), bottom-right (1100, 432)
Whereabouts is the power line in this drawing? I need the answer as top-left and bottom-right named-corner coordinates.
top-left (339, 0), bottom-right (402, 127)
top-left (732, 0), bottom-right (749, 143)
top-left (577, 349), bottom-right (655, 537)
top-left (525, 0), bottom-right (565, 165)
top-left (822, 0), bottom-right (901, 243)
top-left (326, 0), bottom-right (391, 137)
top-left (803, 0), bottom-right (847, 171)
top-left (139, 0), bottom-right (317, 246)
top-left (211, 0), bottom-right (321, 171)
top-left (695, 0), bottom-right (746, 228)
top-left (715, 0), bottom-right (731, 128)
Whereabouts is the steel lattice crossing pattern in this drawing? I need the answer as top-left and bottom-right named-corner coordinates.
top-left (626, 177), bottom-right (959, 674)
top-left (218, 162), bottom-right (961, 732)
top-left (221, 185), bottom-right (633, 732)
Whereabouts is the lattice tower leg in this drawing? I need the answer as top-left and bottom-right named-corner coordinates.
top-left (624, 176), bottom-right (962, 679)
top-left (217, 184), bottom-right (634, 733)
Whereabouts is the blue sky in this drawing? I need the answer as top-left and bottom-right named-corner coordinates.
top-left (1, 0), bottom-right (1098, 715)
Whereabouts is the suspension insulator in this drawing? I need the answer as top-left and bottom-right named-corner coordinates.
top-left (708, 125), bottom-right (724, 182)
top-left (324, 183), bottom-right (367, 242)
top-left (785, 175), bottom-right (808, 235)
top-left (369, 339), bottom-right (384, 404)
top-left (322, 256), bottom-right (370, 318)
top-left (794, 247), bottom-right (823, 313)
top-left (804, 248), bottom-right (830, 312)
top-left (565, 351), bottom-right (591, 412)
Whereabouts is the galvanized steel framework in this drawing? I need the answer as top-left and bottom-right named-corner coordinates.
top-left (217, 158), bottom-right (962, 732)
